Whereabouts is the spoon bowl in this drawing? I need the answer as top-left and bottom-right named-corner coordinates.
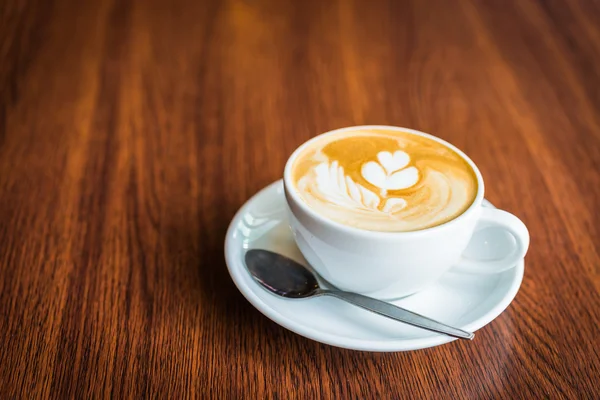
top-left (245, 249), bottom-right (320, 298)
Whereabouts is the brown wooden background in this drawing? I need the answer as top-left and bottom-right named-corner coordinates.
top-left (1, 0), bottom-right (599, 398)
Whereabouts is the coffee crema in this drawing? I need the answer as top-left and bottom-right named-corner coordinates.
top-left (290, 128), bottom-right (478, 232)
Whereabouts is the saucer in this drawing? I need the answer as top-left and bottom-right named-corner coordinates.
top-left (224, 180), bottom-right (524, 351)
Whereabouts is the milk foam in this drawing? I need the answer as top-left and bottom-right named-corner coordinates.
top-left (361, 150), bottom-right (419, 194)
top-left (291, 128), bottom-right (478, 232)
top-left (312, 160), bottom-right (408, 215)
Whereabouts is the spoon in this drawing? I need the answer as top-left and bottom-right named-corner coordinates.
top-left (245, 249), bottom-right (474, 341)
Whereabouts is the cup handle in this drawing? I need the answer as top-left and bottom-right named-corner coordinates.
top-left (453, 208), bottom-right (530, 274)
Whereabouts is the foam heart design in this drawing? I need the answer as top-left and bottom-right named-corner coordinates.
top-left (361, 151), bottom-right (419, 191)
top-left (378, 151), bottom-right (410, 174)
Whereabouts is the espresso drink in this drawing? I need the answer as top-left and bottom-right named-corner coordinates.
top-left (290, 128), bottom-right (478, 232)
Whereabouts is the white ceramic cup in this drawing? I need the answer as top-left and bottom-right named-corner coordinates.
top-left (283, 126), bottom-right (530, 300)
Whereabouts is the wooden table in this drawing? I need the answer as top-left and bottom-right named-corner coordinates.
top-left (1, 0), bottom-right (599, 398)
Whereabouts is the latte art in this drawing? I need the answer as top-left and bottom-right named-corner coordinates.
top-left (361, 150), bottom-right (419, 193)
top-left (313, 160), bottom-right (408, 215)
top-left (291, 128), bottom-right (478, 232)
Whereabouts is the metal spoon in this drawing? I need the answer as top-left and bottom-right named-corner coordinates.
top-left (245, 249), bottom-right (474, 341)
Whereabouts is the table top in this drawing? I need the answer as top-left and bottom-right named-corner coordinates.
top-left (1, 0), bottom-right (599, 398)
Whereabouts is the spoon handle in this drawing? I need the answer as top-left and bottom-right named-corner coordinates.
top-left (322, 290), bottom-right (474, 340)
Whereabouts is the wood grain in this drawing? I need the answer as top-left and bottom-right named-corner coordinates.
top-left (1, 0), bottom-right (599, 398)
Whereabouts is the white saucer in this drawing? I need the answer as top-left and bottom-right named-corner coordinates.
top-left (224, 180), bottom-right (524, 351)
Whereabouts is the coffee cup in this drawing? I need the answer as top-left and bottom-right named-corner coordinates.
top-left (283, 126), bottom-right (529, 300)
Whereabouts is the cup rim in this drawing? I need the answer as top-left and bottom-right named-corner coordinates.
top-left (283, 125), bottom-right (485, 238)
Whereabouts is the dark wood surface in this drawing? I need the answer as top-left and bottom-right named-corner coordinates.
top-left (1, 0), bottom-right (599, 398)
